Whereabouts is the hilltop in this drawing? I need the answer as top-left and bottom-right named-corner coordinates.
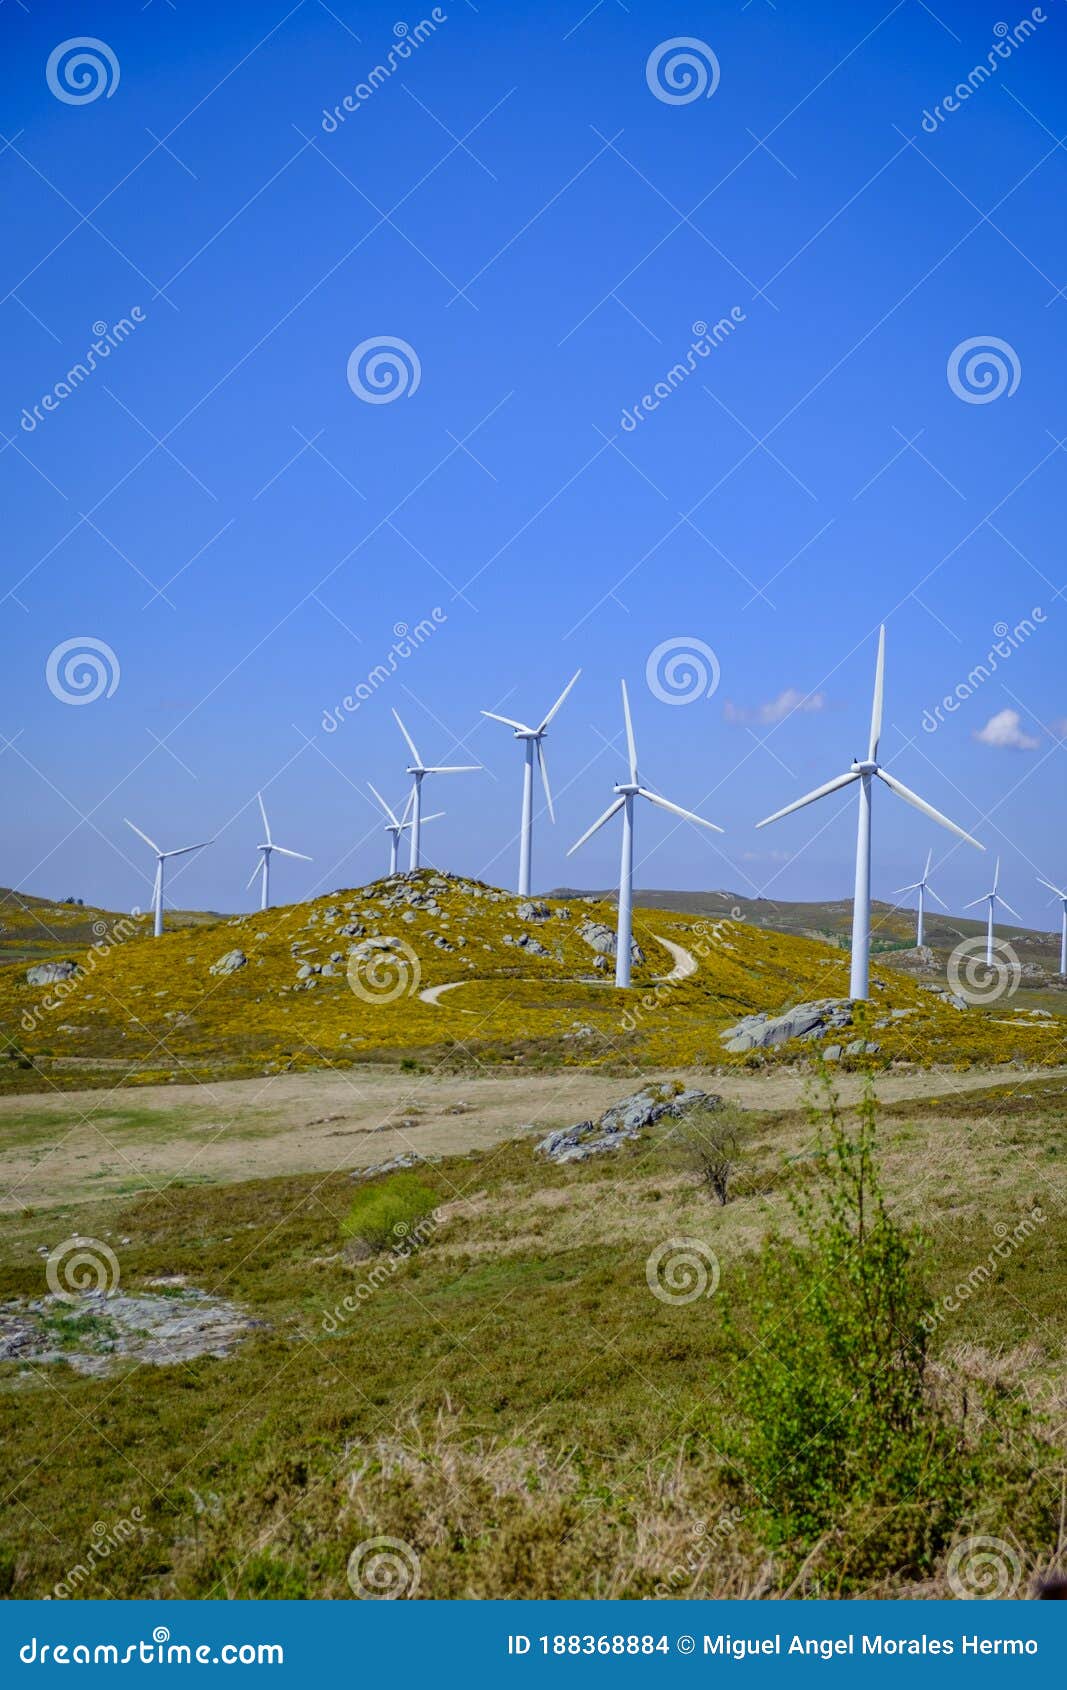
top-left (1, 872), bottom-right (1062, 1092)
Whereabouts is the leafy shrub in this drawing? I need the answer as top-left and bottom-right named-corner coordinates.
top-left (677, 1101), bottom-right (743, 1204)
top-left (340, 1173), bottom-right (439, 1255)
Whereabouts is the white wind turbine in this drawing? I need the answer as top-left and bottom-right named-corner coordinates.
top-left (391, 709), bottom-right (480, 870)
top-left (1036, 873), bottom-right (1067, 975)
top-left (567, 680), bottom-right (723, 988)
top-left (756, 626), bottom-right (984, 999)
top-left (367, 783), bottom-right (444, 876)
top-left (964, 857), bottom-right (1020, 966)
top-left (481, 670), bottom-right (581, 897)
top-left (124, 819), bottom-right (212, 938)
top-left (247, 792), bottom-right (311, 911)
top-left (894, 848), bottom-right (947, 948)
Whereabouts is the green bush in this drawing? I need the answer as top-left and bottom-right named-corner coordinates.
top-left (340, 1173), bottom-right (439, 1255)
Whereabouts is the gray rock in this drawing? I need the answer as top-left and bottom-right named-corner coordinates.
top-left (537, 1085), bottom-right (720, 1164)
top-left (0, 1288), bottom-right (261, 1377)
top-left (577, 919), bottom-right (644, 964)
top-left (209, 949), bottom-right (247, 976)
top-left (721, 998), bottom-right (854, 1053)
top-left (516, 901), bottom-right (551, 923)
top-left (824, 1045), bottom-right (842, 1061)
top-left (518, 934), bottom-right (549, 956)
top-left (26, 960), bottom-right (79, 987)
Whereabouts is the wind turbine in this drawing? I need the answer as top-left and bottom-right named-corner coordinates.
top-left (894, 848), bottom-right (947, 948)
top-left (367, 783), bottom-right (444, 875)
top-left (756, 626), bottom-right (984, 1000)
top-left (964, 858), bottom-right (1020, 966)
top-left (567, 680), bottom-right (723, 988)
top-left (124, 820), bottom-right (212, 938)
top-left (481, 670), bottom-right (581, 896)
top-left (247, 792), bottom-right (311, 911)
top-left (391, 709), bottom-right (480, 870)
top-left (1036, 873), bottom-right (1067, 975)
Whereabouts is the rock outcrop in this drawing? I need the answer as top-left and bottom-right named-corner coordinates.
top-left (537, 1084), bottom-right (720, 1164)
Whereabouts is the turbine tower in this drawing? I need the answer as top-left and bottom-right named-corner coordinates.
top-left (124, 819), bottom-right (212, 938)
top-left (567, 680), bottom-right (723, 988)
top-left (391, 709), bottom-right (480, 870)
top-left (481, 670), bottom-right (581, 896)
top-left (367, 783), bottom-right (443, 876)
top-left (756, 626), bottom-right (984, 1000)
top-left (965, 857), bottom-right (1020, 966)
top-left (894, 848), bottom-right (946, 948)
top-left (247, 792), bottom-right (311, 911)
top-left (1036, 874), bottom-right (1067, 975)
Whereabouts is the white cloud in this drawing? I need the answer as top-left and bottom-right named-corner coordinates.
top-left (973, 708), bottom-right (1039, 751)
top-left (724, 688), bottom-right (826, 727)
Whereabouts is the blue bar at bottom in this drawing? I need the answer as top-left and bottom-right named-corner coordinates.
top-left (1, 1600), bottom-right (1061, 1684)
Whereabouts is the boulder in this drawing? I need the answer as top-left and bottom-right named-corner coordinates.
top-left (578, 919), bottom-right (644, 964)
top-left (209, 949), bottom-right (247, 976)
top-left (537, 1084), bottom-right (720, 1164)
top-left (721, 998), bottom-right (854, 1053)
top-left (26, 960), bottom-right (79, 987)
top-left (516, 901), bottom-right (551, 923)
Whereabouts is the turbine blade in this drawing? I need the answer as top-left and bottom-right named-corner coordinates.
top-left (995, 894), bottom-right (1022, 921)
top-left (923, 847), bottom-right (932, 881)
top-left (423, 765), bottom-right (481, 774)
top-left (876, 771), bottom-right (984, 850)
top-left (162, 841), bottom-right (212, 858)
top-left (567, 795), bottom-right (625, 856)
top-left (272, 846), bottom-right (312, 861)
top-left (963, 896), bottom-right (987, 910)
top-left (392, 709), bottom-right (423, 767)
top-left (400, 786), bottom-right (415, 824)
top-left (893, 882), bottom-right (921, 895)
top-left (257, 790), bottom-right (272, 844)
top-left (868, 624), bottom-right (886, 762)
top-left (756, 770), bottom-right (860, 828)
top-left (621, 680), bottom-right (638, 784)
top-left (638, 787), bottom-right (724, 833)
top-left (246, 861), bottom-right (262, 890)
top-left (925, 884), bottom-right (949, 909)
top-left (537, 740), bottom-right (555, 823)
top-left (481, 709), bottom-right (533, 733)
top-left (420, 811), bottom-right (445, 823)
top-left (1036, 875), bottom-right (1067, 899)
top-left (367, 782), bottom-right (399, 826)
top-left (537, 668), bottom-right (581, 733)
top-left (124, 818), bottom-right (161, 855)
top-left (993, 855), bottom-right (1000, 893)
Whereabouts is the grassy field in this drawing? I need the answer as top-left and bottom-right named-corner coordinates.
top-left (0, 1068), bottom-right (1063, 1599)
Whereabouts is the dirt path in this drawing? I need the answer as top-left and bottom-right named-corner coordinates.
top-left (418, 934), bottom-right (696, 1009)
top-left (1, 1061), bottom-right (1060, 1215)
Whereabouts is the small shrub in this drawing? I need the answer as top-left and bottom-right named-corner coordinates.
top-left (677, 1102), bottom-right (742, 1204)
top-left (340, 1173), bottom-right (439, 1256)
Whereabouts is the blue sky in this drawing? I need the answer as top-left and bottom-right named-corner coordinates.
top-left (2, 0), bottom-right (1065, 927)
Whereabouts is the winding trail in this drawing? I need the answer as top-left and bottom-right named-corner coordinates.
top-left (417, 933), bottom-right (697, 1008)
